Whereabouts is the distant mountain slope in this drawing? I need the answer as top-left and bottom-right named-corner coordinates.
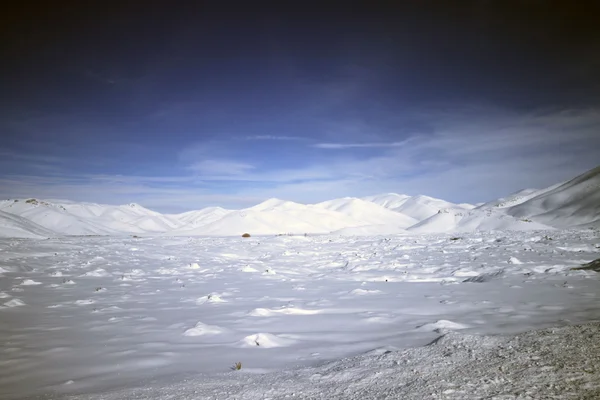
top-left (362, 193), bottom-right (411, 209)
top-left (315, 197), bottom-right (418, 228)
top-left (506, 166), bottom-right (600, 228)
top-left (0, 166), bottom-right (597, 238)
top-left (170, 206), bottom-right (232, 229)
top-left (0, 209), bottom-right (57, 238)
top-left (408, 208), bottom-right (552, 233)
top-left (0, 199), bottom-right (184, 236)
top-left (364, 193), bottom-right (474, 221)
top-left (169, 198), bottom-right (372, 236)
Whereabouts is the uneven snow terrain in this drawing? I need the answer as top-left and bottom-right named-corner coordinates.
top-left (1, 229), bottom-right (600, 399)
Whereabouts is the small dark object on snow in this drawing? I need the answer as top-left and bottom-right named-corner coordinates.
top-left (242, 233), bottom-right (251, 238)
top-left (571, 258), bottom-right (600, 272)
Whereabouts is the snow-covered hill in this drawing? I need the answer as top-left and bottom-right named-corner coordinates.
top-left (315, 197), bottom-right (418, 228)
top-left (364, 193), bottom-right (474, 220)
top-left (0, 199), bottom-right (183, 237)
top-left (408, 208), bottom-right (552, 233)
top-left (0, 165), bottom-right (598, 238)
top-left (505, 165), bottom-right (600, 228)
top-left (170, 206), bottom-right (232, 227)
top-left (0, 210), bottom-right (57, 238)
top-left (169, 198), bottom-right (379, 236)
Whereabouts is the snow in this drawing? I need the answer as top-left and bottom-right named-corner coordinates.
top-left (0, 166), bottom-right (599, 399)
top-left (0, 210), bottom-right (57, 239)
top-left (408, 208), bottom-right (552, 233)
top-left (315, 197), bottom-right (418, 228)
top-left (1, 229), bottom-right (600, 399)
top-left (0, 165), bottom-right (598, 239)
top-left (506, 165), bottom-right (600, 228)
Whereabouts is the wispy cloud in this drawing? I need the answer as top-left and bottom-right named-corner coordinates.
top-left (187, 160), bottom-right (255, 176)
top-left (313, 140), bottom-right (410, 149)
top-left (245, 135), bottom-right (305, 141)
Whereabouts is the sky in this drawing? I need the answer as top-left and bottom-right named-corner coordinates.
top-left (1, 1), bottom-right (600, 213)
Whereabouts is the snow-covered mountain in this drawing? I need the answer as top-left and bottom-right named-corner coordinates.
top-left (408, 208), bottom-right (552, 233)
top-left (505, 165), bottom-right (600, 228)
top-left (0, 165), bottom-right (598, 238)
top-left (0, 199), bottom-right (183, 237)
top-left (364, 193), bottom-right (474, 220)
top-left (314, 197), bottom-right (418, 228)
top-left (0, 210), bottom-right (57, 238)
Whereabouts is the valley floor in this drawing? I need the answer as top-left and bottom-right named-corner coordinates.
top-left (0, 230), bottom-right (599, 399)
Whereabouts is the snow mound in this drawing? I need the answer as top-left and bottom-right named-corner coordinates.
top-left (416, 319), bottom-right (470, 332)
top-left (237, 333), bottom-right (297, 348)
top-left (2, 298), bottom-right (26, 308)
top-left (248, 307), bottom-right (322, 316)
top-left (196, 294), bottom-right (227, 304)
top-left (183, 322), bottom-right (225, 337)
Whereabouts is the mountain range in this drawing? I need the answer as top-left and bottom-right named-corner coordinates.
top-left (1, 166), bottom-right (598, 238)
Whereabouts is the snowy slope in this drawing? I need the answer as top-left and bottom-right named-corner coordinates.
top-left (0, 199), bottom-right (118, 236)
top-left (171, 209), bottom-right (323, 236)
top-left (0, 209), bottom-right (57, 238)
top-left (362, 193), bottom-right (411, 209)
top-left (392, 195), bottom-right (473, 221)
top-left (408, 208), bottom-right (551, 233)
top-left (172, 206), bottom-right (232, 227)
top-left (506, 165), bottom-right (600, 228)
top-left (477, 183), bottom-right (564, 210)
top-left (477, 188), bottom-right (541, 209)
top-left (0, 199), bottom-right (183, 236)
top-left (315, 197), bottom-right (418, 228)
top-left (364, 193), bottom-right (474, 221)
top-left (169, 199), bottom-right (368, 236)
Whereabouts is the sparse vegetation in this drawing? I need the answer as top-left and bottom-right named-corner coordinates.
top-left (571, 258), bottom-right (600, 272)
top-left (25, 199), bottom-right (38, 204)
top-left (242, 233), bottom-right (251, 238)
top-left (521, 218), bottom-right (532, 223)
top-left (232, 362), bottom-right (242, 370)
top-left (450, 237), bottom-right (461, 241)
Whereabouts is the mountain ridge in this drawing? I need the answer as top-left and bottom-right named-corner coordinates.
top-left (1, 166), bottom-right (598, 238)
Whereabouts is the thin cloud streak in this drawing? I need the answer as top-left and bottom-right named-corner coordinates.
top-left (245, 135), bottom-right (306, 141)
top-left (313, 141), bottom-right (410, 149)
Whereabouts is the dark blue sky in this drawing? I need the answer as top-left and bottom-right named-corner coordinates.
top-left (2, 1), bottom-right (600, 212)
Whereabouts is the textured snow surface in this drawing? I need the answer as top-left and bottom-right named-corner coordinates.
top-left (1, 230), bottom-right (600, 399)
top-left (56, 322), bottom-right (600, 400)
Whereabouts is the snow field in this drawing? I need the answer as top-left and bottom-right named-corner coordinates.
top-left (1, 229), bottom-right (599, 399)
